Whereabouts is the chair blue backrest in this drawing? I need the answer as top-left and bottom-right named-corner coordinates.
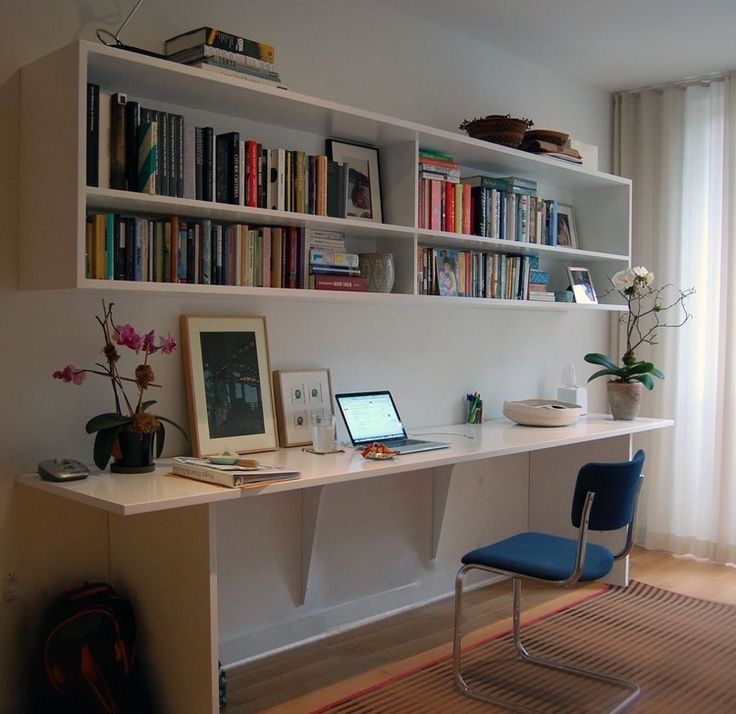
top-left (571, 449), bottom-right (645, 531)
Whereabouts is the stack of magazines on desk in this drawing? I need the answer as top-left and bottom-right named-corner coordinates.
top-left (172, 457), bottom-right (300, 488)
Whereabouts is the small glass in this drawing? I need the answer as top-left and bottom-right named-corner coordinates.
top-left (311, 414), bottom-right (336, 453)
top-left (466, 399), bottom-right (483, 424)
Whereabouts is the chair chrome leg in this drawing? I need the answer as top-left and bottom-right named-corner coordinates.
top-left (453, 566), bottom-right (641, 713)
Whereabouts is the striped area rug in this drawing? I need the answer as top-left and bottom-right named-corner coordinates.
top-left (313, 581), bottom-right (736, 712)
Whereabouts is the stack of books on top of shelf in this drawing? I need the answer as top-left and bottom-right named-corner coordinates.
top-left (164, 26), bottom-right (287, 89)
top-left (526, 256), bottom-right (555, 302)
top-left (519, 132), bottom-right (582, 165)
top-left (417, 150), bottom-right (471, 234)
top-left (460, 175), bottom-right (561, 246)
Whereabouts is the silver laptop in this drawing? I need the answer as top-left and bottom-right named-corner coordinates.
top-left (335, 391), bottom-right (450, 454)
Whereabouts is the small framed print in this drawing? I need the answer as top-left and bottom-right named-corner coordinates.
top-left (180, 315), bottom-right (278, 456)
top-left (567, 266), bottom-right (598, 304)
top-left (326, 139), bottom-right (383, 222)
top-left (557, 204), bottom-right (579, 249)
top-left (273, 369), bottom-right (334, 447)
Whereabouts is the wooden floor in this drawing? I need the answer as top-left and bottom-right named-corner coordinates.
top-left (224, 548), bottom-right (736, 713)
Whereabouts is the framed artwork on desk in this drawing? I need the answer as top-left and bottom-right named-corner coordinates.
top-left (272, 369), bottom-right (334, 447)
top-left (180, 315), bottom-right (278, 456)
top-left (326, 139), bottom-right (383, 222)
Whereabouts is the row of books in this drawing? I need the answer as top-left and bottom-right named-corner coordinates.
top-left (164, 26), bottom-right (286, 88)
top-left (195, 131), bottom-right (351, 217)
top-left (417, 247), bottom-right (541, 301)
top-left (87, 86), bottom-right (185, 197)
top-left (86, 85), bottom-right (352, 218)
top-left (85, 213), bottom-right (356, 290)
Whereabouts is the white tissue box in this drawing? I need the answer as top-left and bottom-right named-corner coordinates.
top-left (557, 387), bottom-right (588, 415)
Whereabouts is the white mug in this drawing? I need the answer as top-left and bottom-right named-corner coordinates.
top-left (311, 414), bottom-right (336, 453)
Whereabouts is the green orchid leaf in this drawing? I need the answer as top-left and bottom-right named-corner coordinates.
top-left (93, 425), bottom-right (124, 470)
top-left (632, 373), bottom-right (655, 390)
top-left (155, 423), bottom-right (165, 458)
top-left (156, 415), bottom-right (189, 441)
top-left (626, 362), bottom-right (657, 375)
top-left (86, 412), bottom-right (130, 434)
top-left (584, 353), bottom-right (618, 369)
top-left (587, 367), bottom-right (622, 382)
top-left (651, 366), bottom-right (665, 380)
top-left (141, 400), bottom-right (157, 412)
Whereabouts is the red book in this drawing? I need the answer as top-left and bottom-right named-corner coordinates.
top-left (429, 180), bottom-right (442, 231)
top-left (462, 184), bottom-right (472, 235)
top-left (246, 140), bottom-right (258, 207)
top-left (444, 181), bottom-right (455, 232)
top-left (418, 178), bottom-right (426, 229)
top-left (312, 274), bottom-right (368, 291)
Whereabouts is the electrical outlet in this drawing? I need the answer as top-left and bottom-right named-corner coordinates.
top-left (4, 588), bottom-right (18, 602)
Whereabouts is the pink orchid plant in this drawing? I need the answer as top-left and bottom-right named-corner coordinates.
top-left (53, 301), bottom-right (186, 469)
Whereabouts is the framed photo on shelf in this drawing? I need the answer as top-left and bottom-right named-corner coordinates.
top-left (272, 369), bottom-right (334, 447)
top-left (180, 315), bottom-right (278, 456)
top-left (326, 139), bottom-right (383, 222)
top-left (567, 266), bottom-right (598, 304)
top-left (556, 204), bottom-right (579, 249)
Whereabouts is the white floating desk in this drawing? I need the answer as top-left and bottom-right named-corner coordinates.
top-left (17, 414), bottom-right (671, 713)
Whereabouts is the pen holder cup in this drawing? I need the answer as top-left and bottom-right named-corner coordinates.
top-left (311, 414), bottom-right (336, 453)
top-left (466, 399), bottom-right (483, 424)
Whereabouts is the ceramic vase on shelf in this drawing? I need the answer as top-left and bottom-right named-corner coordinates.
top-left (607, 382), bottom-right (642, 421)
top-left (359, 253), bottom-right (395, 293)
top-left (110, 429), bottom-right (155, 473)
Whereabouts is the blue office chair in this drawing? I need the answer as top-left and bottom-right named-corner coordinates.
top-left (453, 449), bottom-right (645, 712)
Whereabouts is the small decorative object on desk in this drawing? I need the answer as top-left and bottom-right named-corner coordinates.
top-left (360, 442), bottom-right (399, 460)
top-left (584, 266), bottom-right (694, 420)
top-left (557, 364), bottom-right (588, 415)
top-left (466, 392), bottom-right (483, 424)
top-left (459, 114), bottom-right (534, 148)
top-left (503, 400), bottom-right (582, 427)
top-left (52, 301), bottom-right (187, 473)
top-left (359, 253), bottom-right (395, 293)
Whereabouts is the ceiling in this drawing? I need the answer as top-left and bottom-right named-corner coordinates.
top-left (381, 0), bottom-right (736, 92)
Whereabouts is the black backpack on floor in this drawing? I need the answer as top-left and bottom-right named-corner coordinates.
top-left (30, 581), bottom-right (152, 714)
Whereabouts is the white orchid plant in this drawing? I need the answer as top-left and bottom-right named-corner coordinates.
top-left (584, 266), bottom-right (694, 389)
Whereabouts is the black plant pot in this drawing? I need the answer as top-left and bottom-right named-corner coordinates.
top-left (111, 429), bottom-right (155, 473)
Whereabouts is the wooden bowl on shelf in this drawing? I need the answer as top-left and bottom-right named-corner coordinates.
top-left (459, 115), bottom-right (533, 148)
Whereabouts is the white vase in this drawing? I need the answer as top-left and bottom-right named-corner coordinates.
top-left (359, 253), bottom-right (395, 293)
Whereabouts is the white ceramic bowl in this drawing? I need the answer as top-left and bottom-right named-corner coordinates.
top-left (503, 399), bottom-right (583, 427)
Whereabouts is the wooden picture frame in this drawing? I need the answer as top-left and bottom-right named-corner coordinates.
top-left (326, 139), bottom-right (383, 222)
top-left (180, 315), bottom-right (278, 456)
top-left (557, 204), bottom-right (579, 249)
top-left (272, 369), bottom-right (334, 447)
top-left (567, 266), bottom-right (598, 304)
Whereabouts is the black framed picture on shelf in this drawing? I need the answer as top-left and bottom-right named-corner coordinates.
top-left (326, 139), bottom-right (383, 222)
top-left (557, 204), bottom-right (579, 249)
top-left (567, 266), bottom-right (598, 304)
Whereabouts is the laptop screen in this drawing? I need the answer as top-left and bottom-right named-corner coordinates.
top-left (335, 391), bottom-right (408, 445)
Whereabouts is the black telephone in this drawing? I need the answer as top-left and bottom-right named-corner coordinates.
top-left (37, 459), bottom-right (90, 482)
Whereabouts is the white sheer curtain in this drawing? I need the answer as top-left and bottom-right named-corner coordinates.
top-left (614, 76), bottom-right (736, 563)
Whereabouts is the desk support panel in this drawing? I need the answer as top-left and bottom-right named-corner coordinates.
top-left (108, 504), bottom-right (218, 714)
top-left (431, 465), bottom-right (455, 560)
top-left (301, 486), bottom-right (325, 605)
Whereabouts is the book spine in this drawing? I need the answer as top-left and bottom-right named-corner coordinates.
top-left (316, 155), bottom-right (328, 216)
top-left (312, 274), bottom-right (368, 291)
top-left (169, 44), bottom-right (276, 72)
top-left (86, 83), bottom-right (99, 187)
top-left (246, 139), bottom-right (258, 207)
top-left (194, 127), bottom-right (204, 200)
top-left (444, 182), bottom-right (455, 232)
top-left (309, 249), bottom-right (359, 268)
top-left (173, 114), bottom-right (184, 198)
top-left (203, 128), bottom-right (215, 201)
top-left (124, 100), bottom-right (140, 191)
top-left (216, 132), bottom-right (240, 205)
top-left (295, 151), bottom-right (306, 214)
top-left (137, 121), bottom-right (158, 195)
top-left (454, 183), bottom-right (463, 234)
top-left (109, 93), bottom-right (127, 190)
top-left (262, 227), bottom-right (271, 287)
top-left (462, 184), bottom-right (471, 235)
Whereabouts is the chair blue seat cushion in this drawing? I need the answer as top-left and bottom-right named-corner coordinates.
top-left (461, 532), bottom-right (614, 581)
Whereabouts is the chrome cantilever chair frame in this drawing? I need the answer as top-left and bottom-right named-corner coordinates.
top-left (453, 474), bottom-right (644, 714)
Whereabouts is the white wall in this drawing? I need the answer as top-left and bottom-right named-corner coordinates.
top-left (0, 0), bottom-right (614, 707)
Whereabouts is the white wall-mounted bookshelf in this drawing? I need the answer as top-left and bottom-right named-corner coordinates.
top-left (19, 40), bottom-right (631, 309)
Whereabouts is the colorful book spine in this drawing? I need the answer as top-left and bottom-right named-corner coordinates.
top-left (137, 121), bottom-right (158, 195)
